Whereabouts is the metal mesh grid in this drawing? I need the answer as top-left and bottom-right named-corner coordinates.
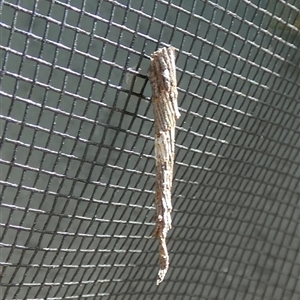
top-left (0, 0), bottom-right (299, 299)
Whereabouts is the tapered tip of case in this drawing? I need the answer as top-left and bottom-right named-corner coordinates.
top-left (156, 269), bottom-right (167, 285)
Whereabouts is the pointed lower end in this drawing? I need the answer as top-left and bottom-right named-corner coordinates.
top-left (156, 269), bottom-right (167, 285)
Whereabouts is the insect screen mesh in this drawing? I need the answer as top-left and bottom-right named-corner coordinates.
top-left (0, 0), bottom-right (299, 299)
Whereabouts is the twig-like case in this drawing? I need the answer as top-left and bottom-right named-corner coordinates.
top-left (148, 46), bottom-right (180, 285)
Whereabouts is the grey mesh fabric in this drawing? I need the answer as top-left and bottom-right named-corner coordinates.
top-left (0, 1), bottom-right (299, 299)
